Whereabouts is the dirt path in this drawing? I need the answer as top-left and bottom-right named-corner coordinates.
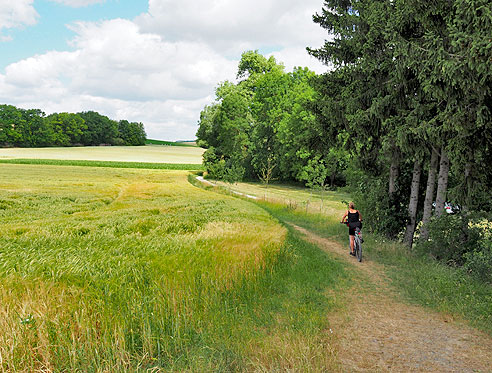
top-left (291, 224), bottom-right (492, 373)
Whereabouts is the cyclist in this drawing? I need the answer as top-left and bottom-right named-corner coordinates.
top-left (341, 202), bottom-right (362, 256)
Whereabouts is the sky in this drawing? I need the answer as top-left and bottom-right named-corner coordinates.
top-left (0, 0), bottom-right (329, 141)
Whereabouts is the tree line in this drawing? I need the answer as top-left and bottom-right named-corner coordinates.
top-left (196, 51), bottom-right (346, 187)
top-left (197, 0), bottom-right (491, 281)
top-left (0, 105), bottom-right (147, 147)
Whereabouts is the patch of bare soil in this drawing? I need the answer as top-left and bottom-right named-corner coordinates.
top-left (291, 224), bottom-right (492, 373)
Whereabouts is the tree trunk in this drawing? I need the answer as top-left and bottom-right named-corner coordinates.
top-left (330, 171), bottom-right (336, 187)
top-left (389, 153), bottom-right (400, 198)
top-left (420, 148), bottom-right (439, 241)
top-left (435, 148), bottom-right (450, 218)
top-left (403, 160), bottom-right (422, 248)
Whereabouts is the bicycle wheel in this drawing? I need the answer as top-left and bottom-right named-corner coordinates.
top-left (356, 239), bottom-right (362, 262)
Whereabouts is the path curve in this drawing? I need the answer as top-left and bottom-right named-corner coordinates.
top-left (291, 224), bottom-right (492, 373)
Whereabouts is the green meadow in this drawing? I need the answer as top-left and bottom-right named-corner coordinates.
top-left (0, 164), bottom-right (349, 371)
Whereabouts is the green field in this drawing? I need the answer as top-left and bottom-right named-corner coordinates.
top-left (0, 163), bottom-right (352, 371)
top-left (0, 164), bottom-right (287, 370)
top-left (0, 145), bottom-right (205, 164)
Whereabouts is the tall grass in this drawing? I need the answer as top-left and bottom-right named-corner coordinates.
top-left (0, 164), bottom-right (349, 371)
top-left (0, 165), bottom-right (282, 370)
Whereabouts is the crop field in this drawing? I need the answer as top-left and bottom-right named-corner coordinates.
top-left (0, 164), bottom-right (288, 371)
top-left (0, 145), bottom-right (205, 164)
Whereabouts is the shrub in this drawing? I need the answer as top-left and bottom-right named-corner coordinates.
top-left (203, 147), bottom-right (226, 179)
top-left (416, 213), bottom-right (492, 275)
top-left (463, 218), bottom-right (492, 283)
top-left (352, 177), bottom-right (408, 239)
top-left (464, 240), bottom-right (492, 283)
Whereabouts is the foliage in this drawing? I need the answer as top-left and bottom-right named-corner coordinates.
top-left (0, 105), bottom-right (147, 147)
top-left (351, 176), bottom-right (409, 239)
top-left (464, 240), bottom-right (492, 283)
top-left (416, 213), bottom-right (492, 280)
top-left (117, 120), bottom-right (146, 146)
top-left (197, 51), bottom-right (348, 186)
top-left (202, 147), bottom-right (225, 178)
top-left (416, 214), bottom-right (481, 265)
top-left (308, 0), bottom-right (492, 251)
top-left (78, 110), bottom-right (119, 145)
top-left (145, 139), bottom-right (197, 147)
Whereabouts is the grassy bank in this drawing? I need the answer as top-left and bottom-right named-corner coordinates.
top-left (0, 158), bottom-right (204, 170)
top-left (197, 177), bottom-right (491, 334)
top-left (0, 164), bottom-right (349, 371)
top-left (259, 202), bottom-right (492, 335)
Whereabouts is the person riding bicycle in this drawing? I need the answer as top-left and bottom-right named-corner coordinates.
top-left (341, 202), bottom-right (362, 256)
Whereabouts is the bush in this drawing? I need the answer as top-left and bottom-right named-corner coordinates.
top-left (352, 178), bottom-right (408, 239)
top-left (416, 213), bottom-right (492, 279)
top-left (113, 137), bottom-right (126, 146)
top-left (202, 147), bottom-right (225, 179)
top-left (464, 241), bottom-right (492, 283)
top-left (463, 217), bottom-right (492, 283)
top-left (416, 214), bottom-right (481, 265)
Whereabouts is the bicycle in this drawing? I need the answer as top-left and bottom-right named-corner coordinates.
top-left (341, 221), bottom-right (363, 262)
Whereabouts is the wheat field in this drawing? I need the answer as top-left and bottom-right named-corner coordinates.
top-left (0, 164), bottom-right (285, 371)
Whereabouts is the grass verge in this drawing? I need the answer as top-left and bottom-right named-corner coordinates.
top-left (0, 158), bottom-right (204, 170)
top-left (261, 203), bottom-right (492, 335)
top-left (173, 222), bottom-right (350, 371)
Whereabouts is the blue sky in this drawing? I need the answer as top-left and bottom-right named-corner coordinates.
top-left (0, 0), bottom-right (328, 140)
top-left (1, 0), bottom-right (148, 70)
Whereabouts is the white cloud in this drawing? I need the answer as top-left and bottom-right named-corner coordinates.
top-left (48, 0), bottom-right (105, 7)
top-left (0, 18), bottom-right (237, 140)
top-left (0, 0), bottom-right (38, 33)
top-left (269, 47), bottom-right (326, 75)
top-left (1, 0), bottom-right (331, 140)
top-left (137, 0), bottom-right (327, 56)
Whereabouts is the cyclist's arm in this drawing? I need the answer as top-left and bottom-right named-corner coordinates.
top-left (341, 211), bottom-right (348, 223)
top-left (358, 211), bottom-right (362, 221)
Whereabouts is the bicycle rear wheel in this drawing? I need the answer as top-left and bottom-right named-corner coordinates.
top-left (356, 239), bottom-right (362, 262)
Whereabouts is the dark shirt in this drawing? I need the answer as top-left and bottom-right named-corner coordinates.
top-left (348, 211), bottom-right (360, 223)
